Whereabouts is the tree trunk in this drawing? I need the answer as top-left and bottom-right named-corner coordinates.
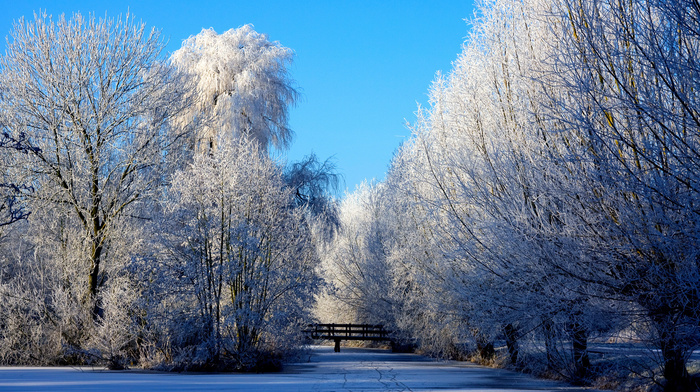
top-left (475, 333), bottom-right (495, 362)
top-left (504, 323), bottom-right (519, 365)
top-left (542, 318), bottom-right (556, 368)
top-left (644, 296), bottom-right (697, 392)
top-left (88, 162), bottom-right (104, 320)
top-left (88, 237), bottom-right (104, 320)
top-left (655, 316), bottom-right (694, 392)
top-left (661, 346), bottom-right (692, 392)
top-left (570, 321), bottom-right (590, 381)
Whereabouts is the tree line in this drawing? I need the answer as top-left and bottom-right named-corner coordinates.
top-left (316, 0), bottom-right (700, 391)
top-left (0, 12), bottom-right (337, 371)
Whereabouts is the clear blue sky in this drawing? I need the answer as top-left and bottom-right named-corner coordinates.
top-left (0, 0), bottom-right (474, 198)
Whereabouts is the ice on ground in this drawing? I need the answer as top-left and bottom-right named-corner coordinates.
top-left (0, 345), bottom-right (598, 391)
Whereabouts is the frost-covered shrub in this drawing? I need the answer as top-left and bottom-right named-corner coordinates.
top-left (0, 241), bottom-right (90, 365)
top-left (88, 278), bottom-right (141, 369)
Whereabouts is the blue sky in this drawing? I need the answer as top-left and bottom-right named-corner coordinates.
top-left (0, 0), bottom-right (474, 198)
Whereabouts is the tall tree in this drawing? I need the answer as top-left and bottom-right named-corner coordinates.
top-left (0, 11), bottom-right (190, 317)
top-left (550, 0), bottom-right (700, 388)
top-left (318, 181), bottom-right (394, 325)
top-left (375, 0), bottom-right (700, 388)
top-left (159, 136), bottom-right (320, 370)
top-left (170, 25), bottom-right (298, 152)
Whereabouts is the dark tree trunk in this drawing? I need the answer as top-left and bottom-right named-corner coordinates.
top-left (542, 318), bottom-right (556, 368)
top-left (646, 296), bottom-right (696, 392)
top-left (88, 166), bottom-right (105, 321)
top-left (661, 347), bottom-right (693, 392)
top-left (655, 317), bottom-right (694, 392)
top-left (504, 323), bottom-right (519, 365)
top-left (570, 321), bottom-right (590, 381)
top-left (475, 333), bottom-right (495, 361)
top-left (88, 237), bottom-right (104, 320)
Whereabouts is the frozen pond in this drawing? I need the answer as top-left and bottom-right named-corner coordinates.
top-left (0, 345), bottom-right (597, 391)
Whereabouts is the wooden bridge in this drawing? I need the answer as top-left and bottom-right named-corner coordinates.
top-left (304, 323), bottom-right (392, 352)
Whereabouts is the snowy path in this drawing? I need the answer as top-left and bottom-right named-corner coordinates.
top-left (0, 346), bottom-right (597, 391)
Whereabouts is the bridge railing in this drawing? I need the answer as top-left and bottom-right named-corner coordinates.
top-left (303, 323), bottom-right (391, 342)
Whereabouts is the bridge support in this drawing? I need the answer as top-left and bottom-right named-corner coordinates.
top-left (334, 338), bottom-right (341, 353)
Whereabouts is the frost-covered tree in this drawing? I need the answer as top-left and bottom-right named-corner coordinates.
top-left (367, 0), bottom-right (700, 389)
top-left (154, 137), bottom-right (320, 370)
top-left (317, 181), bottom-right (394, 325)
top-left (378, 0), bottom-right (603, 372)
top-left (546, 0), bottom-right (700, 388)
top-left (284, 153), bottom-right (341, 240)
top-left (0, 11), bottom-right (190, 319)
top-left (319, 1), bottom-right (699, 391)
top-left (170, 25), bottom-right (298, 152)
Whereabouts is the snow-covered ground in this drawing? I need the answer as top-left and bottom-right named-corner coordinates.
top-left (0, 346), bottom-right (597, 391)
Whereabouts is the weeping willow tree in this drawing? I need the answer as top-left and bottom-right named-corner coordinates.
top-left (170, 25), bottom-right (298, 153)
